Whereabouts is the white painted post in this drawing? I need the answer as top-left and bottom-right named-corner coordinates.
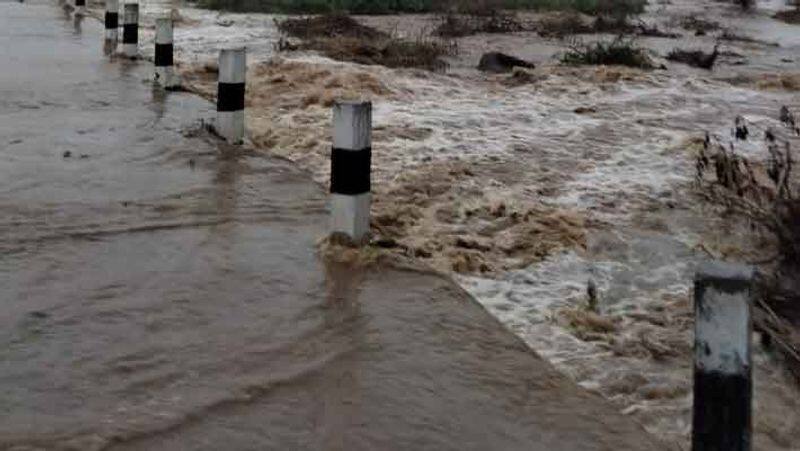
top-left (74, 0), bottom-right (86, 15)
top-left (154, 18), bottom-right (180, 89)
top-left (104, 0), bottom-right (119, 42)
top-left (693, 261), bottom-right (753, 451)
top-left (330, 101), bottom-right (372, 245)
top-left (121, 3), bottom-right (139, 59)
top-left (216, 47), bottom-right (246, 144)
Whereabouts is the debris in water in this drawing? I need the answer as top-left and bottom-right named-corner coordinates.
top-left (734, 116), bottom-right (749, 141)
top-left (478, 52), bottom-right (535, 73)
top-left (666, 44), bottom-right (719, 70)
top-left (587, 278), bottom-right (598, 312)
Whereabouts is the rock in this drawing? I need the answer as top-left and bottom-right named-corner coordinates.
top-left (478, 52), bottom-right (535, 73)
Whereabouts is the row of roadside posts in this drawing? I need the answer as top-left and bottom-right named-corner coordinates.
top-left (85, 0), bottom-right (368, 245)
top-left (71, 1), bottom-right (757, 449)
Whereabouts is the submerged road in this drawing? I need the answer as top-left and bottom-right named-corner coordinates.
top-left (0, 1), bottom-right (669, 449)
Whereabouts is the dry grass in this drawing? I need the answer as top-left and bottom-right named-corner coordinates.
top-left (559, 308), bottom-right (618, 341)
top-left (695, 112), bottom-right (800, 383)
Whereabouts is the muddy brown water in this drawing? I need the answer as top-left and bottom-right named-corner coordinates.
top-left (0, 2), bottom-right (668, 449)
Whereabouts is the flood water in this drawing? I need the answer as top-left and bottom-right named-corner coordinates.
top-left (0, 1), bottom-right (667, 449)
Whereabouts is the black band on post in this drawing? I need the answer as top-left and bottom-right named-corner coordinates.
top-left (76, 0), bottom-right (85, 6)
top-left (216, 83), bottom-right (245, 112)
top-left (122, 24), bottom-right (137, 44)
top-left (154, 44), bottom-right (174, 67)
top-left (330, 147), bottom-right (371, 195)
top-left (692, 370), bottom-right (751, 451)
top-left (105, 12), bottom-right (118, 29)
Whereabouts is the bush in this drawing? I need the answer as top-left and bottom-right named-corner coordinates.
top-left (560, 36), bottom-right (654, 68)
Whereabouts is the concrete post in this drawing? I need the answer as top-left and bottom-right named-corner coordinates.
top-left (216, 47), bottom-right (246, 144)
top-left (154, 18), bottom-right (179, 89)
top-left (104, 0), bottom-right (119, 42)
top-left (122, 3), bottom-right (139, 59)
top-left (330, 101), bottom-right (372, 245)
top-left (74, 0), bottom-right (86, 15)
top-left (693, 261), bottom-right (753, 451)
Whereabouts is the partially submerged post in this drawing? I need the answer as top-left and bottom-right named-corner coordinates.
top-left (693, 261), bottom-right (754, 451)
top-left (216, 47), bottom-right (246, 144)
top-left (104, 0), bottom-right (119, 43)
top-left (154, 18), bottom-right (179, 89)
top-left (330, 101), bottom-right (372, 245)
top-left (122, 3), bottom-right (139, 59)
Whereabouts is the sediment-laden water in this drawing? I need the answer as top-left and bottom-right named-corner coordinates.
top-left (0, 1), bottom-right (673, 450)
top-left (102, 0), bottom-right (800, 448)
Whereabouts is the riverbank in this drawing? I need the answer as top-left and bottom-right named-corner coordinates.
top-left (92, 0), bottom-right (800, 448)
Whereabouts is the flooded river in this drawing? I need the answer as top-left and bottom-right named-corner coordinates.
top-left (108, 1), bottom-right (800, 447)
top-left (0, 1), bottom-right (667, 449)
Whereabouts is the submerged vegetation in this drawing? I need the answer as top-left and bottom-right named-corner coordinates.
top-left (276, 14), bottom-right (455, 71)
top-left (198, 0), bottom-right (646, 16)
top-left (560, 36), bottom-right (654, 68)
top-left (434, 10), bottom-right (526, 37)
